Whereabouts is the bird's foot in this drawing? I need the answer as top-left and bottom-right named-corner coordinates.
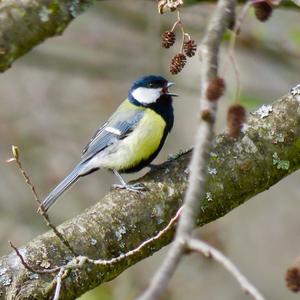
top-left (112, 182), bottom-right (148, 192)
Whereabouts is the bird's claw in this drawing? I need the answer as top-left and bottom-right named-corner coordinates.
top-left (112, 182), bottom-right (148, 193)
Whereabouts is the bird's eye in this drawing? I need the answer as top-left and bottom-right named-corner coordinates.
top-left (148, 83), bottom-right (154, 88)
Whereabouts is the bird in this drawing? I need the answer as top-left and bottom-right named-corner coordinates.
top-left (39, 75), bottom-right (177, 212)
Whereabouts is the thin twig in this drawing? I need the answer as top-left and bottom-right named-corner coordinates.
top-left (90, 206), bottom-right (183, 266)
top-left (9, 241), bottom-right (38, 274)
top-left (6, 146), bottom-right (76, 256)
top-left (170, 19), bottom-right (180, 32)
top-left (52, 206), bottom-right (183, 269)
top-left (176, 10), bottom-right (186, 53)
top-left (9, 241), bottom-right (61, 274)
top-left (187, 238), bottom-right (265, 300)
top-left (229, 1), bottom-right (251, 101)
top-left (136, 1), bottom-right (237, 299)
top-left (53, 267), bottom-right (65, 300)
top-left (223, 1), bottom-right (252, 101)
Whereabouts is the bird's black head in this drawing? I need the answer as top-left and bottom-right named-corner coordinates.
top-left (128, 75), bottom-right (177, 106)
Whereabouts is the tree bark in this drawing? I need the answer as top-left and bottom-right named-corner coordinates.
top-left (0, 93), bottom-right (299, 299)
top-left (0, 0), bottom-right (96, 72)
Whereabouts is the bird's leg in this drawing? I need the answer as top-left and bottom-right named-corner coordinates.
top-left (112, 170), bottom-right (147, 192)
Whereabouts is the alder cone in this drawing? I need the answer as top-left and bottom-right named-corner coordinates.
top-left (170, 53), bottom-right (187, 75)
top-left (183, 39), bottom-right (197, 57)
top-left (253, 2), bottom-right (273, 22)
top-left (206, 77), bottom-right (225, 101)
top-left (162, 31), bottom-right (176, 49)
top-left (227, 104), bottom-right (246, 138)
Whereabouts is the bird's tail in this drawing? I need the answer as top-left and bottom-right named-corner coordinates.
top-left (39, 164), bottom-right (82, 212)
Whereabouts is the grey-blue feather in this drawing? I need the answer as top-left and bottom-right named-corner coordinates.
top-left (81, 109), bottom-right (145, 162)
top-left (40, 164), bottom-right (82, 212)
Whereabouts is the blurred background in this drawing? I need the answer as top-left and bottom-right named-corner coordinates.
top-left (1, 1), bottom-right (300, 299)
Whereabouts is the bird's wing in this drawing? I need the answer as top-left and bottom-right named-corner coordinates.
top-left (81, 104), bottom-right (145, 162)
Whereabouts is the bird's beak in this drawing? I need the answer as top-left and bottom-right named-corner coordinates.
top-left (165, 82), bottom-right (179, 97)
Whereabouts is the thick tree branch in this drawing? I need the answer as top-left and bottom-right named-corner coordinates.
top-left (0, 0), bottom-right (98, 72)
top-left (0, 93), bottom-right (299, 299)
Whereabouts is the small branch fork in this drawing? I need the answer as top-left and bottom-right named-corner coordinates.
top-left (187, 238), bottom-right (265, 300)
top-left (168, 8), bottom-right (193, 54)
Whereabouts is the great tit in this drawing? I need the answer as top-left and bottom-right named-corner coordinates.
top-left (39, 75), bottom-right (177, 212)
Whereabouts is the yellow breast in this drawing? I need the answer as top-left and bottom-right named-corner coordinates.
top-left (99, 108), bottom-right (166, 171)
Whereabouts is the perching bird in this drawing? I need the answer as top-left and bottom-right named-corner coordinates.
top-left (39, 75), bottom-right (177, 212)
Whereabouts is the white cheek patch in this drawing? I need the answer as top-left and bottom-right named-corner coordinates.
top-left (132, 87), bottom-right (161, 104)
